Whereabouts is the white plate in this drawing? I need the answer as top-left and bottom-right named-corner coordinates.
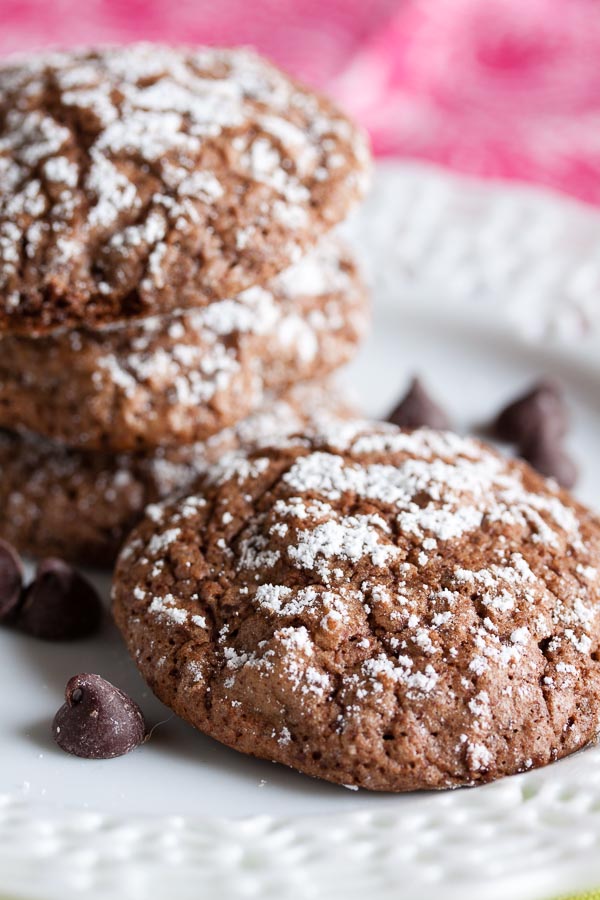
top-left (2, 162), bottom-right (600, 900)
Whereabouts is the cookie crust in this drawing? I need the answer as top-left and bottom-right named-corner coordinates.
top-left (113, 423), bottom-right (600, 791)
top-left (0, 44), bottom-right (370, 334)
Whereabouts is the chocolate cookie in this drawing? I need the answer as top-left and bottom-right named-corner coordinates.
top-left (0, 45), bottom-right (370, 335)
top-left (0, 381), bottom-right (355, 567)
top-left (113, 423), bottom-right (600, 791)
top-left (0, 238), bottom-right (367, 450)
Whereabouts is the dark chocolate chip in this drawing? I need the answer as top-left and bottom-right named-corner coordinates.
top-left (52, 673), bottom-right (147, 759)
top-left (494, 379), bottom-right (568, 445)
top-left (387, 377), bottom-right (450, 430)
top-left (18, 558), bottom-right (103, 641)
top-left (521, 433), bottom-right (578, 489)
top-left (0, 539), bottom-right (24, 623)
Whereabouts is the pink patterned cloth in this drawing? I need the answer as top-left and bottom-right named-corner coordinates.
top-left (1, 0), bottom-right (599, 204)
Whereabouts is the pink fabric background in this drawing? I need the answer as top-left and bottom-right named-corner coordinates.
top-left (1, 0), bottom-right (600, 204)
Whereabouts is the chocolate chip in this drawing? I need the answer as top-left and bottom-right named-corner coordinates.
top-left (387, 377), bottom-right (450, 430)
top-left (52, 674), bottom-right (146, 759)
top-left (0, 539), bottom-right (24, 623)
top-left (18, 558), bottom-right (103, 641)
top-left (494, 379), bottom-right (567, 445)
top-left (521, 432), bottom-right (578, 489)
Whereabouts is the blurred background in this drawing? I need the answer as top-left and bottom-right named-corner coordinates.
top-left (1, 0), bottom-right (600, 205)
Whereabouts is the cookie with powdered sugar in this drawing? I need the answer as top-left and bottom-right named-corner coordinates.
top-left (0, 44), bottom-right (370, 335)
top-left (0, 380), bottom-right (356, 567)
top-left (0, 237), bottom-right (367, 450)
top-left (113, 421), bottom-right (600, 790)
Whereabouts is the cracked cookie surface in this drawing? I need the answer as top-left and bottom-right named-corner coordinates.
top-left (113, 421), bottom-right (600, 791)
top-left (0, 44), bottom-right (370, 334)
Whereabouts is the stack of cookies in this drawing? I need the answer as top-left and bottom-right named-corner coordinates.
top-left (0, 44), bottom-right (371, 565)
